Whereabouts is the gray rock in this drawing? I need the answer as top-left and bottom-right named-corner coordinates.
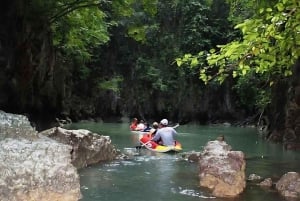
top-left (0, 110), bottom-right (38, 141)
top-left (0, 110), bottom-right (32, 128)
top-left (0, 111), bottom-right (81, 200)
top-left (0, 138), bottom-right (81, 201)
top-left (39, 127), bottom-right (119, 169)
top-left (276, 172), bottom-right (300, 198)
top-left (259, 178), bottom-right (273, 187)
top-left (248, 173), bottom-right (262, 181)
top-left (199, 140), bottom-right (246, 197)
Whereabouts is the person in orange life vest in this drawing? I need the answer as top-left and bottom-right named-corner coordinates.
top-left (130, 118), bottom-right (138, 131)
top-left (140, 121), bottom-right (159, 149)
top-left (152, 119), bottom-right (177, 146)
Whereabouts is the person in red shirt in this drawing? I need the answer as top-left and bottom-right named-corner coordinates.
top-left (130, 118), bottom-right (138, 130)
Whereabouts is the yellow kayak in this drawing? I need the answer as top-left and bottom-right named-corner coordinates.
top-left (139, 134), bottom-right (182, 153)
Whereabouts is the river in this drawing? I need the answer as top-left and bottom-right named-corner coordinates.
top-left (68, 122), bottom-right (300, 201)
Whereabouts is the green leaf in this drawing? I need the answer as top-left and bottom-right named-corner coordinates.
top-left (200, 73), bottom-right (207, 83)
top-left (242, 69), bottom-right (247, 75)
top-left (276, 3), bottom-right (284, 12)
top-left (233, 71), bottom-right (237, 78)
top-left (190, 57), bottom-right (198, 67)
top-left (184, 54), bottom-right (192, 59)
top-left (284, 70), bottom-right (292, 77)
top-left (128, 26), bottom-right (146, 42)
top-left (176, 59), bottom-right (183, 67)
top-left (259, 8), bottom-right (264, 14)
top-left (198, 51), bottom-right (204, 56)
top-left (266, 8), bottom-right (273, 12)
top-left (209, 49), bottom-right (216, 53)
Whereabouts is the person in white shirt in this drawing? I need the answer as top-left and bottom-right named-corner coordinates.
top-left (136, 119), bottom-right (146, 131)
top-left (152, 119), bottom-right (177, 146)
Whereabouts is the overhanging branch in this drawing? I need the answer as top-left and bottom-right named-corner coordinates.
top-left (49, 1), bottom-right (104, 23)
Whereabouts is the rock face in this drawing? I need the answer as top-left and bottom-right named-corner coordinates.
top-left (0, 111), bottom-right (81, 201)
top-left (198, 140), bottom-right (246, 197)
top-left (267, 59), bottom-right (300, 147)
top-left (284, 89), bottom-right (300, 150)
top-left (276, 172), bottom-right (300, 198)
top-left (0, 110), bottom-right (38, 140)
top-left (0, 138), bottom-right (80, 201)
top-left (39, 127), bottom-right (119, 169)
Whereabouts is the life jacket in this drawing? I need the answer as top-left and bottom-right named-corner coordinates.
top-left (140, 134), bottom-right (157, 149)
top-left (130, 123), bottom-right (137, 130)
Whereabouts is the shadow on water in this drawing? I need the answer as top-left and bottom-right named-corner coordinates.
top-left (68, 122), bottom-right (300, 201)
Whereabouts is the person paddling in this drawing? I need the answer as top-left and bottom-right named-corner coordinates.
top-left (152, 119), bottom-right (177, 146)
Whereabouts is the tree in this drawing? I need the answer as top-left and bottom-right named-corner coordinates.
top-left (177, 0), bottom-right (300, 110)
top-left (179, 0), bottom-right (300, 84)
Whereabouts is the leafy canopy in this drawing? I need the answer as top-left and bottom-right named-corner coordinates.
top-left (49, 0), bottom-right (113, 61)
top-left (114, 0), bottom-right (158, 43)
top-left (177, 0), bottom-right (300, 85)
top-left (49, 0), bottom-right (158, 59)
top-left (52, 6), bottom-right (110, 60)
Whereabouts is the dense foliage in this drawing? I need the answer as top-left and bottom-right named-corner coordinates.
top-left (106, 0), bottom-right (238, 120)
top-left (44, 0), bottom-right (239, 121)
top-left (177, 0), bottom-right (300, 111)
top-left (1, 0), bottom-right (277, 126)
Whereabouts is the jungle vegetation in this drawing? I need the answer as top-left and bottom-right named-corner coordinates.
top-left (0, 0), bottom-right (299, 128)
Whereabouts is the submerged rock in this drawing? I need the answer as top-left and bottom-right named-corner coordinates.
top-left (198, 140), bottom-right (246, 197)
top-left (259, 178), bottom-right (273, 187)
top-left (39, 127), bottom-right (119, 169)
top-left (247, 173), bottom-right (262, 181)
top-left (180, 151), bottom-right (201, 163)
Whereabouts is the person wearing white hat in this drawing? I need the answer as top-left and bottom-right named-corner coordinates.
top-left (151, 119), bottom-right (177, 146)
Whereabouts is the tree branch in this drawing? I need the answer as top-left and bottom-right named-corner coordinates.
top-left (49, 1), bottom-right (109, 23)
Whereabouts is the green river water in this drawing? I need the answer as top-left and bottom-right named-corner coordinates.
top-left (68, 122), bottom-right (300, 201)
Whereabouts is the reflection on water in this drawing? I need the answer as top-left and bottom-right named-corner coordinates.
top-left (68, 122), bottom-right (300, 201)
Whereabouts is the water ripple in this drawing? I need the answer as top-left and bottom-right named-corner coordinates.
top-left (172, 187), bottom-right (216, 199)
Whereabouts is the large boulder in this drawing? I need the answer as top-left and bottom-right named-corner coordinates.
top-left (0, 110), bottom-right (38, 140)
top-left (39, 127), bottom-right (119, 169)
top-left (276, 172), bottom-right (300, 198)
top-left (0, 138), bottom-right (80, 201)
top-left (199, 140), bottom-right (246, 197)
top-left (0, 111), bottom-right (81, 201)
